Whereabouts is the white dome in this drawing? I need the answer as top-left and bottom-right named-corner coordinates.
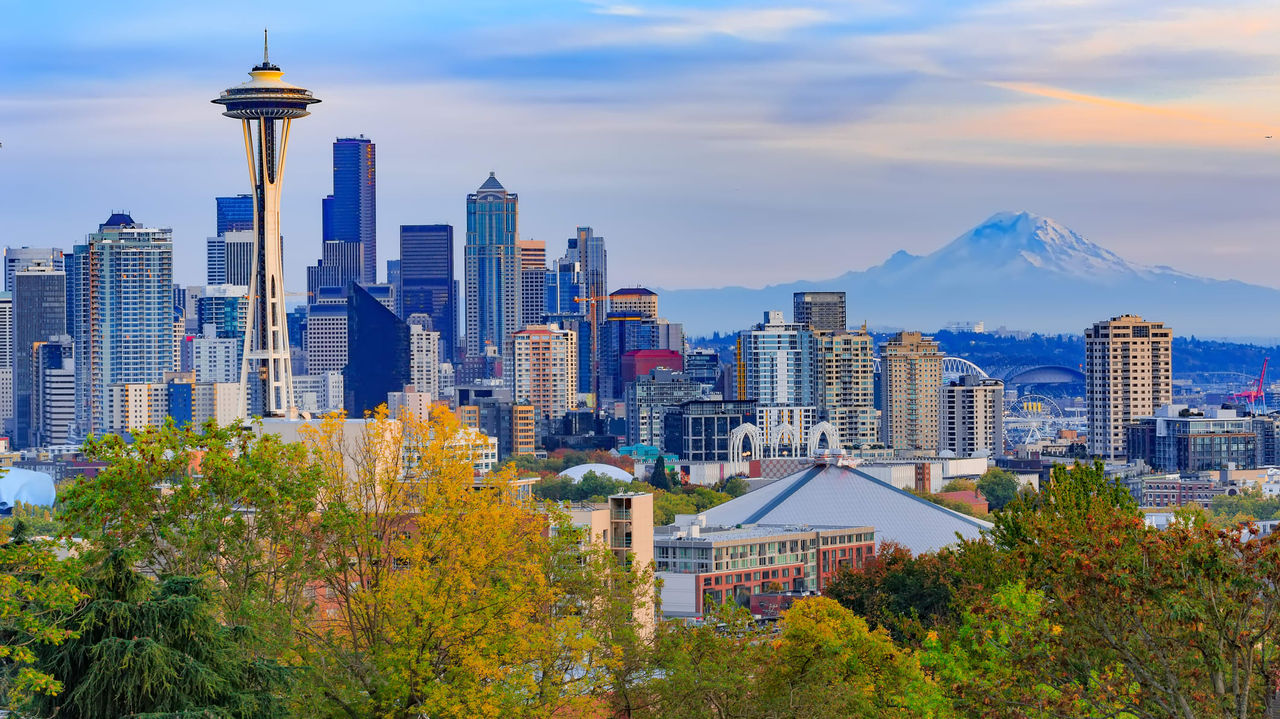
top-left (557, 463), bottom-right (635, 484)
top-left (0, 468), bottom-right (56, 510)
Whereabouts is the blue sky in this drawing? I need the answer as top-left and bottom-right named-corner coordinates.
top-left (2, 0), bottom-right (1279, 292)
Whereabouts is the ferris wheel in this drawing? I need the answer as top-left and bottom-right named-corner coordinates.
top-left (1005, 394), bottom-right (1065, 446)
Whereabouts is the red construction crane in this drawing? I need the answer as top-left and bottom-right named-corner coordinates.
top-left (1232, 357), bottom-right (1269, 409)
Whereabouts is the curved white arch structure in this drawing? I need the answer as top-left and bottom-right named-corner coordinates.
top-left (729, 423), bottom-right (764, 475)
top-left (807, 421), bottom-right (841, 456)
top-left (942, 356), bottom-right (989, 379)
top-left (771, 423), bottom-right (802, 457)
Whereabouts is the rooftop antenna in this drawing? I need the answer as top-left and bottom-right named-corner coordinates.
top-left (263, 28), bottom-right (269, 65)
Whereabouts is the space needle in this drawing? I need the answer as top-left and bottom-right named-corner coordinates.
top-left (213, 32), bottom-right (318, 418)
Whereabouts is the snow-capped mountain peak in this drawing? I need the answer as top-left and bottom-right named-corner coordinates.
top-left (923, 210), bottom-right (1140, 278)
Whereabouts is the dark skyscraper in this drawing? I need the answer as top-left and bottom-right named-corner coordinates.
top-left (215, 194), bottom-right (254, 235)
top-left (401, 224), bottom-right (455, 361)
top-left (793, 291), bottom-right (846, 333)
top-left (465, 173), bottom-right (519, 368)
top-left (13, 262), bottom-right (66, 448)
top-left (344, 284), bottom-right (409, 415)
top-left (329, 137), bottom-right (377, 283)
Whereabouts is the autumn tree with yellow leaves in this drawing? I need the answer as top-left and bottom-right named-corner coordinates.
top-left (293, 406), bottom-right (656, 719)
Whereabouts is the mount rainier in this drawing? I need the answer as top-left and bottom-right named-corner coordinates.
top-left (659, 211), bottom-right (1273, 338)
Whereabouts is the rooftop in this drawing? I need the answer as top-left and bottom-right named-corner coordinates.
top-left (691, 462), bottom-right (991, 554)
top-left (658, 523), bottom-right (871, 543)
top-left (478, 172), bottom-right (506, 191)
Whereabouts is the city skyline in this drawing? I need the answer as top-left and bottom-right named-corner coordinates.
top-left (3, 2), bottom-right (1280, 299)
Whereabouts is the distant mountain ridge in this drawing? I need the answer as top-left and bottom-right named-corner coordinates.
top-left (658, 211), bottom-right (1275, 338)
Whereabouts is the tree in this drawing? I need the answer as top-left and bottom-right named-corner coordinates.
top-left (824, 541), bottom-right (959, 644)
top-left (648, 455), bottom-right (671, 491)
top-left (721, 476), bottom-right (750, 497)
top-left (652, 491), bottom-right (698, 526)
top-left (954, 462), bottom-right (1280, 718)
top-left (59, 421), bottom-right (325, 653)
top-left (292, 407), bottom-right (637, 718)
top-left (24, 552), bottom-right (290, 719)
top-left (642, 597), bottom-right (954, 718)
top-left (976, 468), bottom-right (1020, 511)
top-left (0, 520), bottom-right (84, 705)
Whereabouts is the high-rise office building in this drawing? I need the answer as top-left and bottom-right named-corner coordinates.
top-left (214, 41), bottom-right (318, 418)
top-left (566, 226), bottom-right (606, 327)
top-left (625, 368), bottom-right (710, 449)
top-left (325, 136), bottom-right (377, 283)
top-left (511, 324), bottom-right (578, 422)
top-left (793, 291), bottom-right (846, 334)
top-left (819, 328), bottom-right (877, 450)
top-left (70, 214), bottom-right (174, 437)
top-left (517, 239), bottom-right (547, 330)
top-left (13, 262), bottom-right (66, 448)
top-left (939, 375), bottom-right (1004, 457)
top-left (386, 259), bottom-right (402, 316)
top-left (400, 224), bottom-right (456, 360)
top-left (33, 335), bottom-right (74, 447)
top-left (303, 301), bottom-right (349, 375)
top-left (545, 257), bottom-right (582, 316)
top-left (4, 247), bottom-right (64, 294)
top-left (465, 173), bottom-right (520, 365)
top-left (215, 194), bottom-right (254, 235)
top-left (205, 230), bottom-right (254, 286)
top-left (610, 287), bottom-right (658, 319)
top-left (1085, 314), bottom-right (1173, 459)
top-left (345, 284), bottom-right (409, 415)
top-left (735, 311), bottom-right (818, 407)
top-left (879, 331), bottom-right (943, 453)
top-left (407, 313), bottom-right (440, 400)
top-left (0, 293), bottom-right (11, 437)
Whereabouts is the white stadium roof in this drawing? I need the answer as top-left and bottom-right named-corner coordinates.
top-left (693, 462), bottom-right (990, 554)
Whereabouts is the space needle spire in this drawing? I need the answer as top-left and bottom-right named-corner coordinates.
top-left (213, 39), bottom-right (319, 418)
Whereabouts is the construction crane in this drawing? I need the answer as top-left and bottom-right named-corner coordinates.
top-left (573, 294), bottom-right (609, 410)
top-left (1232, 357), bottom-right (1269, 413)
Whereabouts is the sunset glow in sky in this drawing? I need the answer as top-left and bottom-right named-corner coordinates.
top-left (2, 0), bottom-right (1279, 290)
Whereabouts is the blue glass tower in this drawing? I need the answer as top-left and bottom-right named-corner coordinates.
top-left (344, 283), bottom-right (409, 415)
top-left (400, 224), bottom-right (455, 361)
top-left (215, 194), bottom-right (254, 235)
top-left (465, 173), bottom-right (519, 366)
top-left (329, 137), bottom-right (377, 283)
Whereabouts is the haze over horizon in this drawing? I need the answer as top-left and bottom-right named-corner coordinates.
top-left (3, 0), bottom-right (1280, 295)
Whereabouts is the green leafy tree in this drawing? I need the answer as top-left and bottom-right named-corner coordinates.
top-left (24, 552), bottom-right (290, 719)
top-left (952, 462), bottom-right (1280, 718)
top-left (59, 421), bottom-right (325, 652)
top-left (642, 597), bottom-right (954, 718)
top-left (652, 491), bottom-right (698, 526)
top-left (976, 468), bottom-right (1020, 511)
top-left (0, 520), bottom-right (85, 705)
top-left (720, 476), bottom-right (750, 497)
top-left (824, 541), bottom-right (959, 644)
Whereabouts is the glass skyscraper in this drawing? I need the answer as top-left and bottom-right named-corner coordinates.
top-left (566, 226), bottom-right (607, 327)
top-left (70, 213), bottom-right (174, 437)
top-left (215, 194), bottom-right (254, 235)
top-left (12, 262), bottom-right (66, 448)
top-left (400, 224), bottom-right (455, 361)
top-left (344, 283), bottom-right (409, 415)
top-left (465, 173), bottom-right (519, 367)
top-left (327, 137), bottom-right (376, 283)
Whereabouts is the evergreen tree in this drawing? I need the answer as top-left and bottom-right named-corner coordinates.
top-left (25, 552), bottom-right (289, 719)
top-left (648, 455), bottom-right (671, 491)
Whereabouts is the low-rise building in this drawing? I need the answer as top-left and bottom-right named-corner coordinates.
top-left (1126, 405), bottom-right (1256, 473)
top-left (1122, 472), bottom-right (1226, 507)
top-left (655, 521), bottom-right (874, 617)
